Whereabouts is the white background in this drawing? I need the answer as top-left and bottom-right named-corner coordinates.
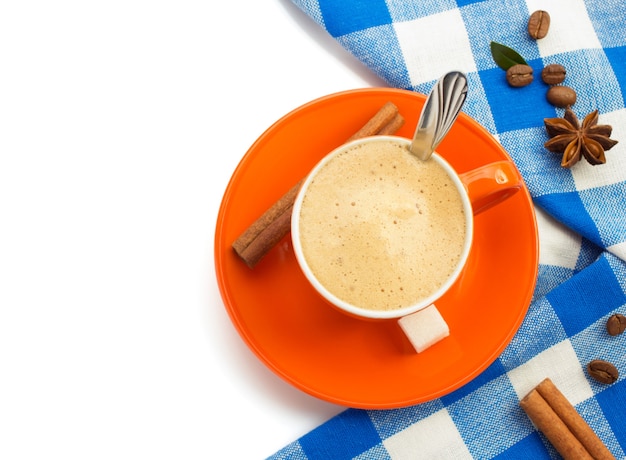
top-left (0, 1), bottom-right (388, 458)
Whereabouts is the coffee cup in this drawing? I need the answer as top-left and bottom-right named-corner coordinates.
top-left (291, 136), bottom-right (522, 352)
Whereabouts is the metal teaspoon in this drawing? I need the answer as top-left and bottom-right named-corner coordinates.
top-left (409, 71), bottom-right (468, 161)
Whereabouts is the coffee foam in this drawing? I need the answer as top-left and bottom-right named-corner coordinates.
top-left (298, 140), bottom-right (467, 311)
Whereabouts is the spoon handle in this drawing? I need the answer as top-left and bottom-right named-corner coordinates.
top-left (410, 71), bottom-right (468, 161)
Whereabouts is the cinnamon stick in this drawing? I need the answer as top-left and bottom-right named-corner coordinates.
top-left (520, 378), bottom-right (615, 460)
top-left (232, 102), bottom-right (404, 268)
top-left (231, 180), bottom-right (302, 268)
top-left (346, 101), bottom-right (402, 142)
top-left (377, 111), bottom-right (406, 136)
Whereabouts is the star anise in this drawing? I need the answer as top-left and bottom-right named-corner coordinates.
top-left (544, 108), bottom-right (618, 168)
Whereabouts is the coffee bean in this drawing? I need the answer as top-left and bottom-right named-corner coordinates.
top-left (546, 85), bottom-right (577, 107)
top-left (587, 359), bottom-right (619, 384)
top-left (528, 10), bottom-right (550, 39)
top-left (542, 64), bottom-right (566, 85)
top-left (607, 313), bottom-right (626, 336)
top-left (506, 64), bottom-right (533, 87)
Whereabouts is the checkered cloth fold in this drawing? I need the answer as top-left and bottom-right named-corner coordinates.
top-left (269, 0), bottom-right (626, 458)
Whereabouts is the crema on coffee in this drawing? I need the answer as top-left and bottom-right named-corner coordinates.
top-left (297, 139), bottom-right (467, 311)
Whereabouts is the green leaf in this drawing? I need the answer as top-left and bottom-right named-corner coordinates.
top-left (490, 41), bottom-right (528, 70)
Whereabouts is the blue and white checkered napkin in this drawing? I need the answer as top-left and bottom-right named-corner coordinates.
top-left (269, 0), bottom-right (626, 458)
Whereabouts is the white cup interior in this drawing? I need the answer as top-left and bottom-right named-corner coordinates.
top-left (291, 136), bottom-right (474, 320)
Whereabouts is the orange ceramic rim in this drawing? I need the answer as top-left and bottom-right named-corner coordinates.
top-left (214, 88), bottom-right (539, 409)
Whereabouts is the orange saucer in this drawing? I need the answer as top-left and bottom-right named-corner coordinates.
top-left (214, 88), bottom-right (538, 409)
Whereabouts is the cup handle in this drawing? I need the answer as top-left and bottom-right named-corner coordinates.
top-left (398, 304), bottom-right (450, 353)
top-left (458, 161), bottom-right (523, 214)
